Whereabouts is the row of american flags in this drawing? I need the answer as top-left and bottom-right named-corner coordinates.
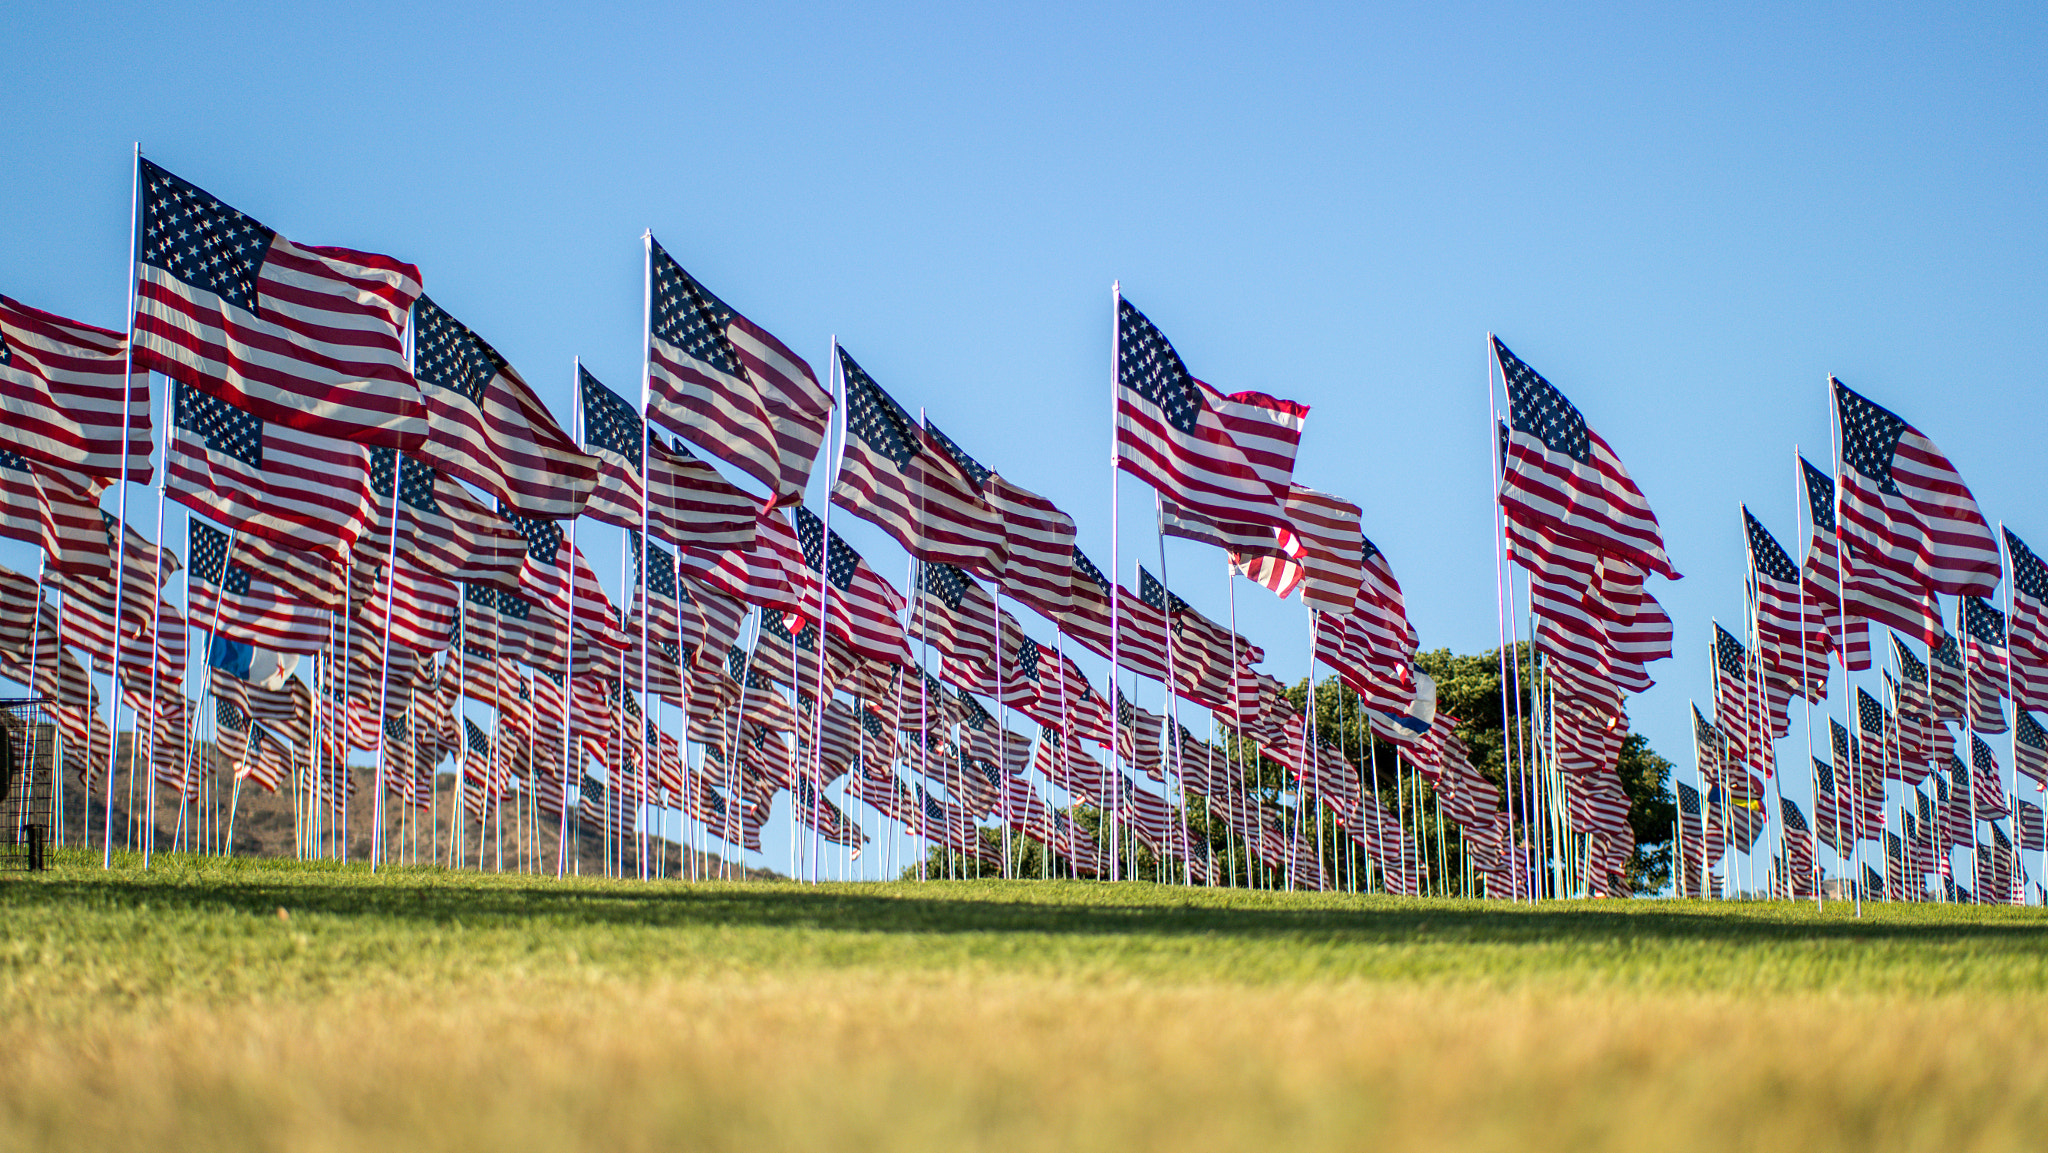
top-left (0, 151), bottom-right (1690, 896)
top-left (1679, 378), bottom-right (2048, 904)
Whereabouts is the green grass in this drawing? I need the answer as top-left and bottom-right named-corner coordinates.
top-left (4, 850), bottom-right (2047, 1151)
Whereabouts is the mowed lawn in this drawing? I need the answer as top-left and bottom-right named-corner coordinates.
top-left (3, 853), bottom-right (2046, 1152)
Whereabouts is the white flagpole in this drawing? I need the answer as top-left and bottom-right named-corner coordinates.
top-left (809, 339), bottom-right (845, 882)
top-left (1153, 498), bottom-right (1191, 886)
top-left (1108, 280), bottom-right (1123, 882)
top-left (637, 234), bottom-right (657, 882)
top-left (1223, 556), bottom-right (1243, 888)
top-left (366, 346), bottom-right (410, 872)
top-left (1790, 451), bottom-right (1825, 909)
top-left (556, 362), bottom-right (583, 879)
top-left (1484, 334), bottom-right (1521, 902)
top-left (102, 144), bottom-right (143, 869)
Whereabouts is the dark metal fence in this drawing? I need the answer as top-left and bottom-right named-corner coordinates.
top-left (0, 698), bottom-right (54, 871)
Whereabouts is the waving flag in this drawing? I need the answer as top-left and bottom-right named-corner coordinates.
top-left (831, 349), bottom-right (1003, 573)
top-left (1834, 378), bottom-right (2000, 598)
top-left (1114, 297), bottom-right (1295, 533)
top-left (646, 237), bottom-right (830, 509)
top-left (130, 159), bottom-right (425, 450)
top-left (2002, 528), bottom-right (2048, 711)
top-left (0, 449), bottom-right (109, 575)
top-left (923, 420), bottom-right (1078, 621)
top-left (1493, 337), bottom-right (1677, 580)
top-left (1962, 597), bottom-right (2011, 733)
top-left (187, 520), bottom-right (330, 655)
top-left (792, 506), bottom-right (910, 667)
top-left (1797, 455), bottom-right (1870, 670)
top-left (360, 449), bottom-right (525, 588)
top-left (409, 298), bottom-right (595, 521)
top-left (1745, 507), bottom-right (1826, 702)
top-left (0, 294), bottom-right (150, 480)
top-left (1712, 624), bottom-right (1763, 771)
top-left (169, 380), bottom-right (373, 563)
top-left (1281, 485), bottom-right (1365, 617)
top-left (578, 365), bottom-right (756, 553)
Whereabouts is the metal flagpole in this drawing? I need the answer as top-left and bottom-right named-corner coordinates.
top-left (1153, 497), bottom-right (1191, 886)
top-left (1822, 379), bottom-right (1865, 917)
top-left (1743, 510), bottom-right (1792, 902)
top-left (635, 237), bottom-right (657, 881)
top-left (993, 583), bottom-right (1010, 880)
top-left (1108, 280), bottom-right (1123, 882)
top-left (1998, 526), bottom-right (2021, 904)
top-left (1791, 451), bottom-right (1827, 908)
top-left (1223, 557), bottom-right (1243, 888)
top-left (1957, 595), bottom-right (1983, 904)
top-left (556, 362), bottom-right (583, 878)
top-left (1484, 335), bottom-right (1522, 902)
top-left (366, 359), bottom-right (410, 872)
top-left (102, 144), bottom-right (144, 869)
top-left (139, 369), bottom-right (175, 867)
top-left (808, 341), bottom-right (846, 881)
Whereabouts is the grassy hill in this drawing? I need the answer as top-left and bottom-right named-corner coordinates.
top-left (2, 853), bottom-right (2044, 1151)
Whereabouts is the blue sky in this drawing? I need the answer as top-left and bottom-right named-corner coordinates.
top-left (4, 2), bottom-right (2045, 881)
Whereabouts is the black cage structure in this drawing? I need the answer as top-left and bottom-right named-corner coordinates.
top-left (0, 698), bottom-right (54, 872)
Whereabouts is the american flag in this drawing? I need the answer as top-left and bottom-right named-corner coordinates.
top-left (47, 518), bottom-right (185, 687)
top-left (921, 420), bottom-right (1079, 623)
top-left (1159, 492), bottom-right (1293, 556)
top-left (1114, 297), bottom-right (1293, 533)
top-left (1797, 455), bottom-right (1870, 670)
top-left (1841, 537), bottom-right (1946, 646)
top-left (0, 294), bottom-right (151, 481)
top-left (1493, 337), bottom-right (1677, 580)
top-left (1209, 386), bottom-right (1308, 505)
top-left (2015, 709), bottom-right (2048, 790)
top-left (1056, 546), bottom-right (1170, 682)
top-left (680, 505), bottom-right (802, 618)
top-left (1777, 796), bottom-right (1817, 891)
top-left (578, 365), bottom-right (757, 554)
top-left (1137, 566), bottom-right (1252, 708)
top-left (168, 380), bottom-right (374, 566)
top-left (1675, 781), bottom-right (1720, 892)
top-left (1968, 733), bottom-right (2010, 817)
top-left (983, 472), bottom-right (1078, 623)
top-left (914, 561), bottom-right (1005, 692)
top-left (1833, 378), bottom-right (2000, 598)
top-left (1928, 631), bottom-right (1969, 722)
top-left (1280, 485), bottom-right (1365, 618)
top-left (2002, 528), bottom-right (2048, 711)
top-left (0, 449), bottom-right (110, 576)
top-left (1114, 688), bottom-right (1168, 781)
top-left (1507, 508), bottom-right (1657, 692)
top-left (1223, 511), bottom-right (1308, 600)
top-left (645, 237), bottom-right (830, 510)
top-left (412, 297), bottom-right (596, 520)
top-left (502, 507), bottom-right (625, 649)
top-left (2018, 798), bottom-right (2046, 852)
top-left (209, 660), bottom-right (309, 745)
top-left (791, 506), bottom-right (910, 667)
top-left (357, 560), bottom-right (459, 654)
top-left (1853, 687), bottom-right (1898, 786)
top-left (1712, 624), bottom-right (1763, 771)
top-left (831, 348), bottom-right (1004, 573)
top-left (361, 449), bottom-right (525, 589)
top-left (1746, 507), bottom-right (1827, 703)
top-left (130, 158), bottom-right (426, 450)
top-left (1962, 597), bottom-right (2010, 733)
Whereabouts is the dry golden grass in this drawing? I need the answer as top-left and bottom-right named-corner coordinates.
top-left (3, 852), bottom-right (2045, 1151)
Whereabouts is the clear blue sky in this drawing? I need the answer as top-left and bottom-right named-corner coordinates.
top-left (5, 2), bottom-right (2045, 881)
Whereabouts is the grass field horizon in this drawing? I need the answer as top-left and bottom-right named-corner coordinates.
top-left (5, 851), bottom-right (2046, 1151)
